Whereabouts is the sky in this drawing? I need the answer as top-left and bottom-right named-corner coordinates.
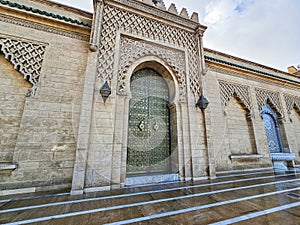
top-left (53, 0), bottom-right (300, 72)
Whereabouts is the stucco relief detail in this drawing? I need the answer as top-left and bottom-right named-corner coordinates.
top-left (98, 5), bottom-right (201, 99)
top-left (255, 88), bottom-right (283, 116)
top-left (118, 37), bottom-right (186, 101)
top-left (284, 94), bottom-right (300, 114)
top-left (0, 37), bottom-right (46, 96)
top-left (219, 80), bottom-right (252, 112)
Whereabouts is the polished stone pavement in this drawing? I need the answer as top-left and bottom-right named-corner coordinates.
top-left (0, 169), bottom-right (300, 225)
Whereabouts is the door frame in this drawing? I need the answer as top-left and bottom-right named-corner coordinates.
top-left (261, 104), bottom-right (284, 153)
top-left (111, 56), bottom-right (183, 186)
top-left (126, 68), bottom-right (172, 175)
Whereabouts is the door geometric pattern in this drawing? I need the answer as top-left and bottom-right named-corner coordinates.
top-left (127, 68), bottom-right (171, 174)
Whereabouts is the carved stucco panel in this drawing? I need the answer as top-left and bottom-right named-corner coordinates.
top-left (255, 88), bottom-right (283, 116)
top-left (0, 37), bottom-right (46, 96)
top-left (284, 94), bottom-right (300, 114)
top-left (118, 37), bottom-right (186, 101)
top-left (219, 80), bottom-right (252, 112)
top-left (97, 4), bottom-right (201, 100)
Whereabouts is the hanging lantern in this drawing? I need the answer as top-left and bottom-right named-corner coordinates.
top-left (196, 94), bottom-right (209, 111)
top-left (99, 81), bottom-right (111, 104)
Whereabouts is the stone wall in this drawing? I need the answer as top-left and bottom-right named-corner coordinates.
top-left (0, 0), bottom-right (91, 193)
top-left (204, 48), bottom-right (300, 173)
top-left (0, 54), bottom-right (32, 163)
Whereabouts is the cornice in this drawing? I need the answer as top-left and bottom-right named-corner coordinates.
top-left (0, 0), bottom-right (91, 28)
top-left (205, 56), bottom-right (300, 86)
top-left (0, 14), bottom-right (90, 41)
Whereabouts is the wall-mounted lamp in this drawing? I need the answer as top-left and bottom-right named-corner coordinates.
top-left (196, 93), bottom-right (209, 111)
top-left (100, 80), bottom-right (111, 104)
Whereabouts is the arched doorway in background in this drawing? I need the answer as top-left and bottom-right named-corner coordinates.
top-left (261, 104), bottom-right (283, 153)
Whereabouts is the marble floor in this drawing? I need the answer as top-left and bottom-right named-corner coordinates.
top-left (1, 169), bottom-right (300, 225)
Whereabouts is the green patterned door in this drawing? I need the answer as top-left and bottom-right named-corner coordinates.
top-left (127, 68), bottom-right (171, 175)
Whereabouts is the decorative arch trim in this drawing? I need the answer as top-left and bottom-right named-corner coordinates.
top-left (123, 55), bottom-right (179, 104)
top-left (219, 80), bottom-right (252, 112)
top-left (260, 104), bottom-right (278, 121)
top-left (0, 37), bottom-right (46, 96)
top-left (284, 94), bottom-right (300, 114)
top-left (117, 36), bottom-right (184, 102)
top-left (255, 88), bottom-right (283, 117)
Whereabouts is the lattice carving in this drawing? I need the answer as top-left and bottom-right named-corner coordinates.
top-left (98, 5), bottom-right (200, 99)
top-left (219, 80), bottom-right (252, 112)
top-left (0, 37), bottom-right (46, 96)
top-left (118, 37), bottom-right (186, 101)
top-left (284, 94), bottom-right (300, 114)
top-left (255, 88), bottom-right (283, 116)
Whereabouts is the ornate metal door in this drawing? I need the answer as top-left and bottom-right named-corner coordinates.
top-left (261, 105), bottom-right (283, 153)
top-left (127, 68), bottom-right (171, 175)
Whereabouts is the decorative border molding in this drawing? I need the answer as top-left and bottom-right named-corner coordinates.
top-left (0, 0), bottom-right (91, 27)
top-left (208, 66), bottom-right (300, 92)
top-left (205, 55), bottom-right (300, 86)
top-left (0, 14), bottom-right (90, 41)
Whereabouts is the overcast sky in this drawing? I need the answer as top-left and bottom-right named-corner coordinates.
top-left (54, 0), bottom-right (299, 72)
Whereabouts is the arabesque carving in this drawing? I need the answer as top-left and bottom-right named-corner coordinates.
top-left (284, 94), bottom-right (300, 114)
top-left (255, 88), bottom-right (283, 116)
top-left (0, 37), bottom-right (46, 96)
top-left (219, 80), bottom-right (252, 112)
top-left (118, 37), bottom-right (186, 101)
top-left (98, 5), bottom-right (201, 99)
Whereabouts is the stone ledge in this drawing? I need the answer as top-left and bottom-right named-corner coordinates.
top-left (230, 154), bottom-right (262, 160)
top-left (125, 173), bottom-right (179, 186)
top-left (0, 163), bottom-right (17, 171)
top-left (229, 154), bottom-right (262, 162)
top-left (271, 153), bottom-right (295, 161)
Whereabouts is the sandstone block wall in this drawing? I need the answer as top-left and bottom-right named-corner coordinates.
top-left (0, 0), bottom-right (91, 192)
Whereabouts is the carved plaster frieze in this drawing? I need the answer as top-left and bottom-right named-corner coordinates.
top-left (98, 4), bottom-right (201, 100)
top-left (110, 0), bottom-right (199, 30)
top-left (219, 80), bottom-right (252, 112)
top-left (284, 94), bottom-right (300, 114)
top-left (0, 14), bottom-right (90, 41)
top-left (255, 88), bottom-right (283, 116)
top-left (0, 37), bottom-right (46, 96)
top-left (118, 36), bottom-right (186, 101)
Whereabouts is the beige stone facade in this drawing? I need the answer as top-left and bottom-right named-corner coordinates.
top-left (0, 0), bottom-right (299, 195)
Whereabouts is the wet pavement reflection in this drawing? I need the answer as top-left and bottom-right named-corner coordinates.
top-left (0, 169), bottom-right (300, 225)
